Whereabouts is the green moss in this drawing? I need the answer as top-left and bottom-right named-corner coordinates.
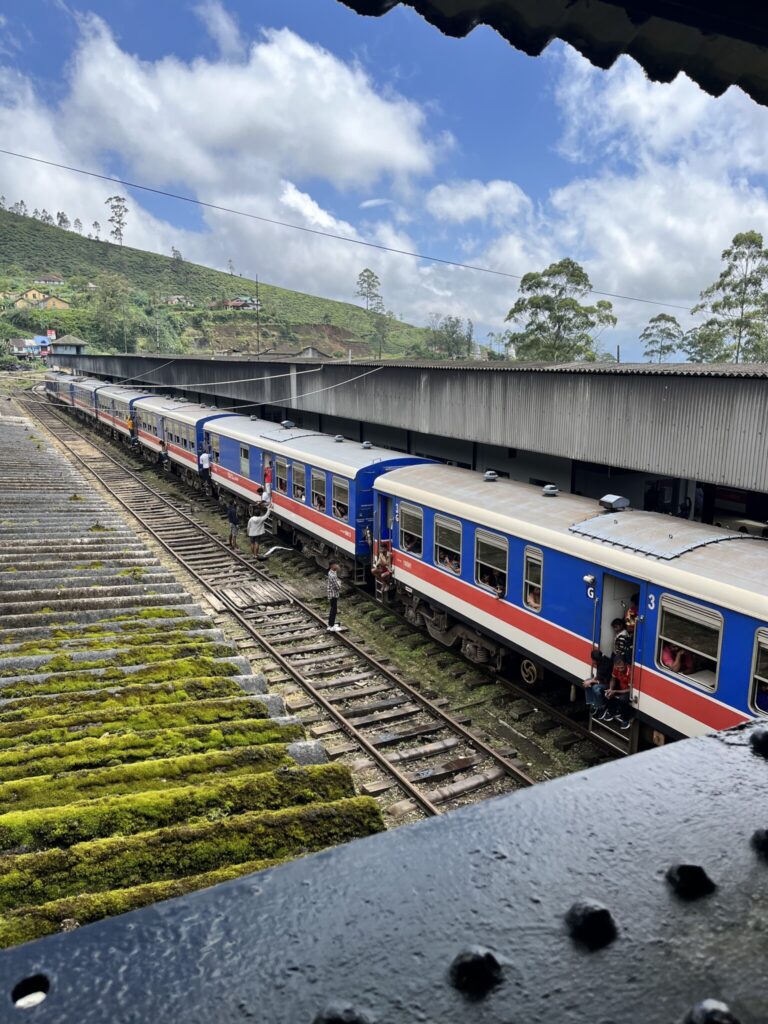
top-left (68, 493), bottom-right (84, 502)
top-left (0, 696), bottom-right (269, 750)
top-left (106, 608), bottom-right (186, 621)
top-left (0, 857), bottom-right (283, 948)
top-left (117, 567), bottom-right (145, 580)
top-left (0, 718), bottom-right (304, 783)
top-left (0, 744), bottom-right (295, 812)
top-left (4, 656), bottom-right (240, 697)
top-left (9, 628), bottom-right (212, 658)
top-left (3, 641), bottom-right (234, 678)
top-left (0, 764), bottom-right (355, 852)
top-left (0, 678), bottom-right (241, 724)
top-left (0, 797), bottom-right (383, 910)
top-left (88, 524), bottom-right (107, 532)
top-left (73, 561), bottom-right (103, 570)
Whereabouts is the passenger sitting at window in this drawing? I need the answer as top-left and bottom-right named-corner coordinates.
top-left (481, 571), bottom-right (504, 598)
top-left (661, 642), bottom-right (695, 675)
top-left (599, 658), bottom-right (632, 729)
top-left (756, 680), bottom-right (768, 714)
top-left (295, 487), bottom-right (305, 502)
top-left (333, 502), bottom-right (348, 521)
top-left (402, 535), bottom-right (418, 553)
top-left (441, 552), bottom-right (459, 573)
top-left (582, 648), bottom-right (612, 716)
top-left (527, 585), bottom-right (541, 611)
top-left (313, 494), bottom-right (325, 511)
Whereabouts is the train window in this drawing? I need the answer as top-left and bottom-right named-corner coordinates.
top-left (435, 515), bottom-right (462, 574)
top-left (293, 463), bottom-right (306, 502)
top-left (210, 435), bottom-right (220, 463)
top-left (332, 477), bottom-right (349, 522)
top-left (655, 596), bottom-right (722, 692)
top-left (311, 470), bottom-right (326, 512)
top-left (275, 458), bottom-right (288, 495)
top-left (239, 446), bottom-right (249, 477)
top-left (475, 530), bottom-right (507, 597)
top-left (750, 631), bottom-right (768, 717)
top-left (399, 503), bottom-right (423, 557)
top-left (523, 547), bottom-right (543, 611)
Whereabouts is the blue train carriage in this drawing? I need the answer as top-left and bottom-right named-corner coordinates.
top-left (132, 395), bottom-right (234, 481)
top-left (93, 385), bottom-right (152, 442)
top-left (67, 377), bottom-right (107, 417)
top-left (373, 464), bottom-right (766, 751)
top-left (205, 416), bottom-right (428, 576)
top-left (43, 371), bottom-right (73, 404)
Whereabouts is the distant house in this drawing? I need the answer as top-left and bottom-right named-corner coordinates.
top-left (13, 288), bottom-right (48, 308)
top-left (34, 273), bottom-right (64, 285)
top-left (159, 295), bottom-right (193, 306)
top-left (224, 299), bottom-right (247, 310)
top-left (36, 295), bottom-right (71, 310)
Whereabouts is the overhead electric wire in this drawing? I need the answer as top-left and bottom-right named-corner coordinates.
top-left (106, 364), bottom-right (324, 392)
top-left (206, 364), bottom-right (384, 412)
top-left (0, 147), bottom-right (694, 313)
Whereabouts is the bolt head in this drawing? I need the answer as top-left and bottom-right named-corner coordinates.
top-left (313, 1004), bottom-right (374, 1024)
top-left (683, 998), bottom-right (740, 1023)
top-left (565, 900), bottom-right (618, 950)
top-left (749, 726), bottom-right (768, 757)
top-left (751, 828), bottom-right (768, 859)
top-left (666, 864), bottom-right (716, 900)
top-left (448, 947), bottom-right (503, 998)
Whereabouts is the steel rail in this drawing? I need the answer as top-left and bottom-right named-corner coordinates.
top-left (22, 393), bottom-right (536, 809)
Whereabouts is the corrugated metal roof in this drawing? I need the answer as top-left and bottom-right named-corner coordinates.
top-left (339, 0), bottom-right (768, 106)
top-left (326, 359), bottom-right (768, 378)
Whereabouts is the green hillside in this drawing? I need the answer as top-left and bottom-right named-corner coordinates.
top-left (0, 209), bottom-right (430, 357)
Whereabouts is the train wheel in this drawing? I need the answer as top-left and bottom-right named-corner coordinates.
top-left (520, 658), bottom-right (542, 686)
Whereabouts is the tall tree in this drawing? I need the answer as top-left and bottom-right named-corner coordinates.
top-left (227, 258), bottom-right (235, 275)
top-left (504, 258), bottom-right (616, 362)
top-left (640, 313), bottom-right (683, 363)
top-left (73, 218), bottom-right (83, 234)
top-left (92, 221), bottom-right (101, 240)
top-left (355, 268), bottom-right (382, 312)
top-left (681, 319), bottom-right (731, 363)
top-left (692, 230), bottom-right (768, 362)
top-left (32, 209), bottom-right (40, 220)
top-left (0, 196), bottom-right (5, 210)
top-left (56, 211), bottom-right (70, 229)
top-left (105, 195), bottom-right (129, 245)
top-left (371, 309), bottom-right (395, 358)
top-left (427, 314), bottom-right (475, 359)
top-left (39, 209), bottom-right (54, 225)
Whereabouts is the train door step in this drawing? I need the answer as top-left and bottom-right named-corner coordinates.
top-left (589, 716), bottom-right (634, 753)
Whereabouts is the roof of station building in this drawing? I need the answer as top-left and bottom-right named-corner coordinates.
top-left (338, 360), bottom-right (768, 378)
top-left (134, 395), bottom-right (237, 426)
top-left (339, 1), bottom-right (768, 107)
top-left (377, 462), bottom-right (768, 615)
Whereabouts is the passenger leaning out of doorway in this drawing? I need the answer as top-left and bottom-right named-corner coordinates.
top-left (263, 461), bottom-right (273, 498)
top-left (624, 593), bottom-right (640, 635)
top-left (599, 658), bottom-right (632, 729)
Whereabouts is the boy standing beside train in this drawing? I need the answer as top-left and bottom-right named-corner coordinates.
top-left (327, 562), bottom-right (342, 632)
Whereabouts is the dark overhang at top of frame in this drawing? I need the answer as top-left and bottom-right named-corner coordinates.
top-left (339, 0), bottom-right (768, 107)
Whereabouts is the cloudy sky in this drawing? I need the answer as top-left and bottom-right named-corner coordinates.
top-left (2, 0), bottom-right (768, 358)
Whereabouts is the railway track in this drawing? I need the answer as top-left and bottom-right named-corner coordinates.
top-left (20, 393), bottom-right (536, 820)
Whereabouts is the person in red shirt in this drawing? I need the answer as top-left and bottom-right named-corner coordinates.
top-left (661, 643), bottom-right (695, 675)
top-left (600, 657), bottom-right (632, 730)
top-left (263, 461), bottom-right (273, 498)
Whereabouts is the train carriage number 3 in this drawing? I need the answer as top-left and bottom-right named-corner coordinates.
top-left (647, 594), bottom-right (655, 610)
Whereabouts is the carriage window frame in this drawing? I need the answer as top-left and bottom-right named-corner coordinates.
top-left (434, 514), bottom-right (462, 575)
top-left (239, 445), bottom-right (249, 478)
top-left (399, 503), bottom-right (423, 558)
top-left (275, 457), bottom-right (288, 495)
top-left (209, 434), bottom-right (220, 464)
top-left (523, 546), bottom-right (543, 612)
top-left (332, 477), bottom-right (350, 522)
top-left (654, 594), bottom-right (722, 693)
top-left (475, 529), bottom-right (508, 597)
top-left (311, 469), bottom-right (327, 512)
top-left (750, 629), bottom-right (768, 717)
top-left (292, 463), bottom-right (306, 502)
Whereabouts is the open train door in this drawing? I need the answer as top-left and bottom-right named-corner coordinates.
top-left (589, 572), bottom-right (644, 754)
top-left (372, 493), bottom-right (395, 602)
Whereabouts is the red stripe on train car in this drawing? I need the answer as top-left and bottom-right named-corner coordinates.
top-left (167, 442), bottom-right (197, 465)
top-left (635, 666), bottom-right (748, 731)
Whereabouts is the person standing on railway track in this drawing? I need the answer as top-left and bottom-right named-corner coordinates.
top-left (247, 504), bottom-right (270, 558)
top-left (199, 448), bottom-right (211, 487)
top-left (326, 561), bottom-right (342, 631)
top-left (227, 501), bottom-right (240, 550)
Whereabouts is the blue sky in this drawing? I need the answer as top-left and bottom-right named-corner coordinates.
top-left (2, 0), bottom-right (768, 357)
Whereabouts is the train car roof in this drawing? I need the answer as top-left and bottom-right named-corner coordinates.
top-left (69, 377), bottom-right (108, 390)
top-left (209, 415), bottom-right (425, 475)
top-left (134, 395), bottom-right (234, 426)
top-left (377, 463), bottom-right (768, 617)
top-left (94, 385), bottom-right (153, 403)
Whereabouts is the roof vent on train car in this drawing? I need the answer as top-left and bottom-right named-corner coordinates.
top-left (281, 420), bottom-right (295, 429)
top-left (361, 441), bottom-right (373, 449)
top-left (484, 470), bottom-right (498, 482)
top-left (542, 484), bottom-right (559, 497)
top-left (250, 415), bottom-right (258, 421)
top-left (334, 434), bottom-right (345, 442)
top-left (599, 494), bottom-right (630, 512)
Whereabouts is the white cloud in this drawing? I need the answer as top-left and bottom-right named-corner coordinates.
top-left (194, 0), bottom-right (245, 61)
top-left (426, 178), bottom-right (530, 225)
top-left (359, 198), bottom-right (392, 209)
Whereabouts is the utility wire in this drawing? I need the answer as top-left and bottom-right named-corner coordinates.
top-left (0, 147), bottom-right (694, 313)
top-left (107, 364), bottom-right (323, 392)
top-left (205, 365), bottom-right (385, 412)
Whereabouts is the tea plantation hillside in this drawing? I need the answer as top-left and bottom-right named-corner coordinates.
top-left (0, 209), bottom-right (430, 356)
